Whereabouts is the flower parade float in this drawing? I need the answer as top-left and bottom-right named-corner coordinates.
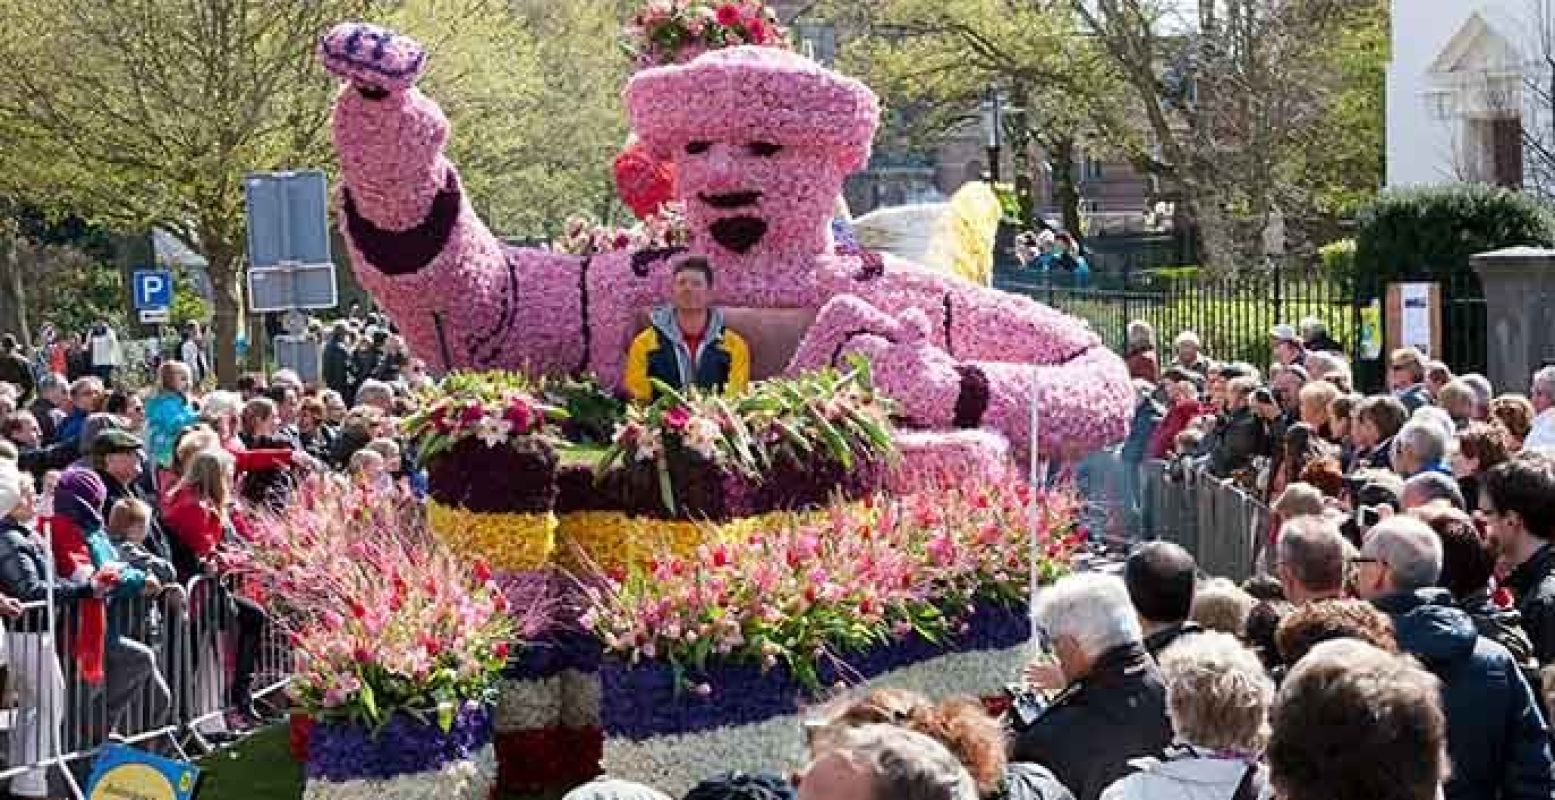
top-left (316, 11), bottom-right (1134, 470)
top-left (309, 0), bottom-right (1129, 793)
top-left (244, 486), bottom-right (520, 800)
top-left (379, 365), bottom-right (1080, 796)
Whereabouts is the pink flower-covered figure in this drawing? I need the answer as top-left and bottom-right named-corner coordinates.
top-left (319, 23), bottom-right (1132, 461)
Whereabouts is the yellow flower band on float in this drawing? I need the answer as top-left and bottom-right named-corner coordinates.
top-left (555, 505), bottom-right (862, 572)
top-left (427, 502), bottom-right (558, 571)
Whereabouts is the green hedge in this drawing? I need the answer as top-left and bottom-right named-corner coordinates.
top-left (1353, 185), bottom-right (1555, 286)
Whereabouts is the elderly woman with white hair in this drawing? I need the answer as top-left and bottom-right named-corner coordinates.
top-left (1099, 632), bottom-right (1274, 800)
top-left (1169, 331), bottom-right (1209, 378)
top-left (1013, 574), bottom-right (1173, 800)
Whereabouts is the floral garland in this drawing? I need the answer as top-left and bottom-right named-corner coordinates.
top-left (596, 360), bottom-right (895, 514)
top-left (427, 504), bottom-right (559, 572)
top-left (624, 0), bottom-right (791, 71)
top-left (304, 745), bottom-right (496, 800)
top-left (598, 621), bottom-right (1031, 795)
top-left (401, 372), bottom-right (570, 467)
top-left (578, 475), bottom-right (1081, 689)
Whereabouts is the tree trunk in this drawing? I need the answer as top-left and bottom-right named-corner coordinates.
top-left (0, 232), bottom-right (28, 346)
top-left (205, 244), bottom-right (243, 388)
top-left (1050, 137), bottom-right (1083, 236)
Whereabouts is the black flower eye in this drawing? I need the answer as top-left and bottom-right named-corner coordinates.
top-left (685, 141), bottom-right (711, 155)
top-left (748, 142), bottom-right (783, 157)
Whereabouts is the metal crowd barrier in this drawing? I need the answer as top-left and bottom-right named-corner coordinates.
top-left (0, 575), bottom-right (290, 799)
top-left (1137, 459), bottom-right (1270, 583)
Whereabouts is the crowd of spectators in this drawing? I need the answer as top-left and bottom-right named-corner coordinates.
top-left (0, 310), bottom-right (434, 798)
top-left (1, 309), bottom-right (1554, 800)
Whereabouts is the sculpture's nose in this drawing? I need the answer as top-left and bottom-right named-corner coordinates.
top-left (701, 142), bottom-right (743, 189)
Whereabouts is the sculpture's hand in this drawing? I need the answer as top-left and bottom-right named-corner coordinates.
top-left (838, 309), bottom-right (962, 429)
top-left (319, 22), bottom-right (427, 94)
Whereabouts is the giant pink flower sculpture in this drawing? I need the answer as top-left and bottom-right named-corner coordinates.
top-left (318, 23), bottom-right (1132, 462)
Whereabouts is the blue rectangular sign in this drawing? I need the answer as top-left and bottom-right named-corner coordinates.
top-left (132, 270), bottom-right (173, 310)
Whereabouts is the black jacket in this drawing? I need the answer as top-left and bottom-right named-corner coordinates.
top-left (1142, 621), bottom-right (1203, 662)
top-left (1011, 642), bottom-right (1173, 800)
top-left (98, 468), bottom-right (170, 562)
top-left (0, 519), bottom-right (92, 633)
top-left (1207, 408), bottom-right (1268, 480)
top-left (1506, 545), bottom-right (1555, 667)
top-left (1374, 589), bottom-right (1554, 800)
top-left (322, 339), bottom-right (352, 397)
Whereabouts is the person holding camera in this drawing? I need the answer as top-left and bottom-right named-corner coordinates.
top-left (1011, 574), bottom-right (1172, 800)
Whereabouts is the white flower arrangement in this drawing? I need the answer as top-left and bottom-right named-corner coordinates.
top-left (303, 745), bottom-right (496, 800)
top-left (599, 643), bottom-right (1029, 796)
top-left (494, 675), bottom-right (564, 733)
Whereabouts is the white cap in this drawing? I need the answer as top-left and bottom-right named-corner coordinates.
top-left (1174, 330), bottom-right (1201, 348)
top-left (1270, 324), bottom-right (1300, 343)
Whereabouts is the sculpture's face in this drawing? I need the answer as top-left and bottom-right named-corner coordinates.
top-left (674, 137), bottom-right (844, 259)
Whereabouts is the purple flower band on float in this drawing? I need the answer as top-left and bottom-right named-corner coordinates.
top-left (557, 457), bottom-right (885, 522)
top-left (600, 601), bottom-right (1027, 740)
top-left (306, 702), bottom-right (492, 782)
top-left (426, 438), bottom-right (558, 513)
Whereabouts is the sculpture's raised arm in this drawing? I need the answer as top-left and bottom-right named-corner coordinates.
top-left (319, 23), bottom-right (582, 374)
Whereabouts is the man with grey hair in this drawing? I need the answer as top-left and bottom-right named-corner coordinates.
top-left (798, 724), bottom-right (977, 800)
top-left (1299, 315), bottom-right (1342, 354)
top-left (1354, 517), bottom-right (1554, 800)
top-left (1275, 516), bottom-right (1353, 604)
top-left (1014, 574), bottom-right (1172, 800)
top-left (354, 379), bottom-right (396, 414)
top-left (1525, 365), bottom-right (1555, 452)
top-left (1390, 418), bottom-right (1450, 478)
top-left (1401, 471), bottom-right (1465, 511)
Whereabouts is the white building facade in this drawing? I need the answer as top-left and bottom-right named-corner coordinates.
top-left (1387, 0), bottom-right (1553, 190)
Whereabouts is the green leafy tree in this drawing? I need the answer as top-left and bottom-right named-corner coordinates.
top-left (827, 0), bottom-right (1130, 234)
top-left (0, 0), bottom-right (631, 385)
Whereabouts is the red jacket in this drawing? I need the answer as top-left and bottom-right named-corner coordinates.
top-left (162, 485), bottom-right (226, 561)
top-left (223, 436), bottom-right (294, 475)
top-left (1149, 400), bottom-right (1207, 460)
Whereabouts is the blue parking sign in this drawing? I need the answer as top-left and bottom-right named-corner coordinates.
top-left (133, 270), bottom-right (174, 310)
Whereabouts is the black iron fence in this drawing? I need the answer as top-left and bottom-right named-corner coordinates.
top-left (995, 265), bottom-right (1490, 390)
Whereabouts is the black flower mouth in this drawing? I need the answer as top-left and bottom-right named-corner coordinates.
top-left (710, 216), bottom-right (769, 254)
top-left (698, 191), bottom-right (763, 209)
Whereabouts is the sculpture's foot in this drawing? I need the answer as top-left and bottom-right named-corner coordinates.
top-left (886, 429), bottom-right (1012, 494)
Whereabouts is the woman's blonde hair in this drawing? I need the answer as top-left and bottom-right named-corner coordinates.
top-left (158, 360), bottom-right (191, 393)
top-left (179, 449), bottom-right (233, 509)
top-left (1160, 631), bottom-right (1274, 751)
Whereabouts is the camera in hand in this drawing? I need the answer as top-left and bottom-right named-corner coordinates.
top-left (1005, 683), bottom-right (1049, 731)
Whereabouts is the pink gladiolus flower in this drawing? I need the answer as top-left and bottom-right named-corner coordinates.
top-left (664, 405), bottom-right (691, 430)
top-left (714, 3), bottom-right (741, 26)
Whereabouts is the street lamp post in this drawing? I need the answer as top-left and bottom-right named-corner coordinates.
top-left (981, 85), bottom-right (1004, 183)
